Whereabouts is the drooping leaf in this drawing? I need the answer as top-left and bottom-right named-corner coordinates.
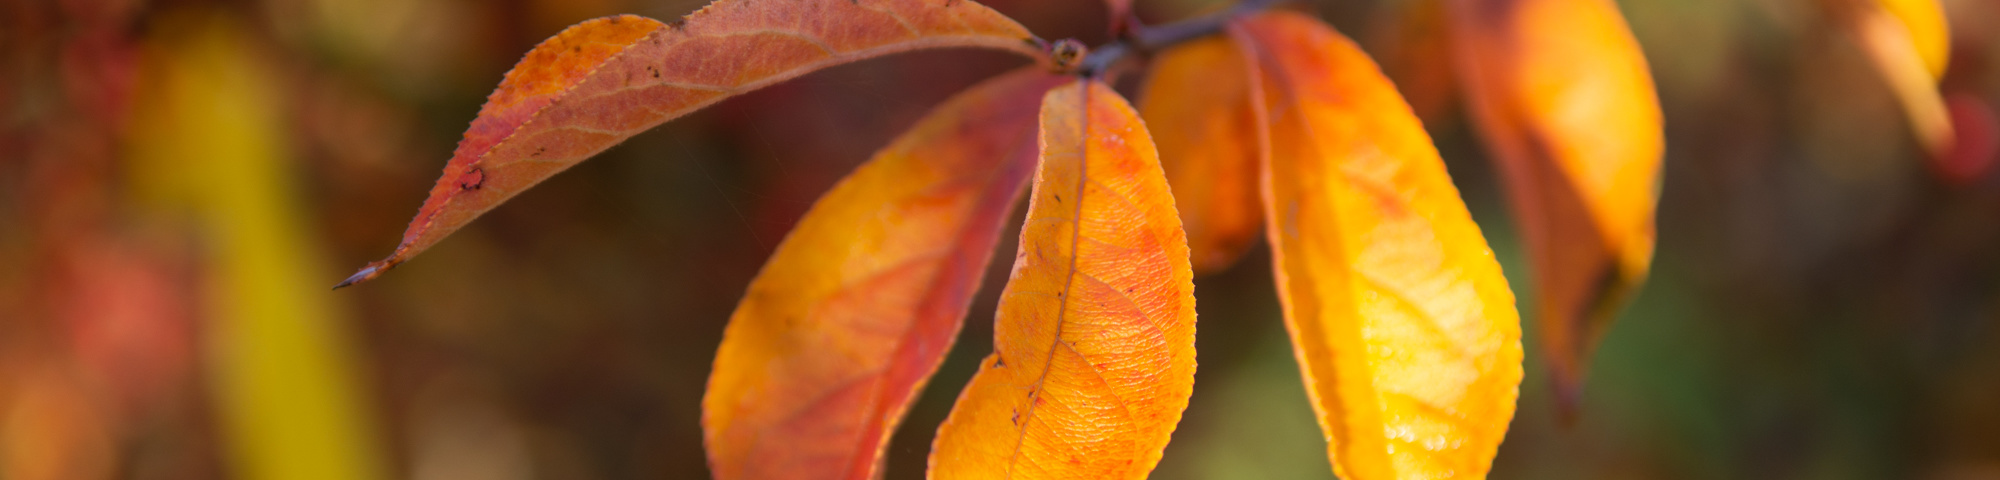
top-left (1138, 36), bottom-right (1263, 274)
top-left (927, 80), bottom-right (1197, 480)
top-left (1819, 0), bottom-right (1955, 158)
top-left (1233, 11), bottom-right (1522, 479)
top-left (702, 69), bottom-right (1066, 480)
top-left (1445, 0), bottom-right (1661, 410)
top-left (339, 0), bottom-right (1044, 287)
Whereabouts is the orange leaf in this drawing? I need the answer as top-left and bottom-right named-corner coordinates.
top-left (339, 1), bottom-right (1043, 287)
top-left (1137, 36), bottom-right (1262, 274)
top-left (701, 69), bottom-right (1066, 480)
top-left (927, 80), bottom-right (1197, 479)
top-left (1821, 0), bottom-right (1955, 158)
top-left (1445, 0), bottom-right (1660, 410)
top-left (1233, 12), bottom-right (1522, 479)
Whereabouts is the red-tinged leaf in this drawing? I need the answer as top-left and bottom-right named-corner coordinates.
top-left (1233, 12), bottom-right (1522, 479)
top-left (1138, 36), bottom-right (1263, 274)
top-left (701, 69), bottom-right (1067, 480)
top-left (339, 1), bottom-right (1044, 287)
top-left (1820, 0), bottom-right (1956, 158)
top-left (1446, 0), bottom-right (1661, 411)
top-left (928, 80), bottom-right (1197, 480)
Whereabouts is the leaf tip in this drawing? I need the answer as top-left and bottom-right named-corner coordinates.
top-left (1551, 373), bottom-right (1585, 428)
top-left (332, 262), bottom-right (391, 290)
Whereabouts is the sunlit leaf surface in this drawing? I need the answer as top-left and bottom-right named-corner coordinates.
top-left (702, 69), bottom-right (1066, 480)
top-left (1234, 11), bottom-right (1522, 479)
top-left (928, 80), bottom-right (1197, 480)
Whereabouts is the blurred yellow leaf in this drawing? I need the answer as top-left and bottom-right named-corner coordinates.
top-left (1233, 11), bottom-right (1523, 479)
top-left (1446, 0), bottom-right (1662, 409)
top-left (1821, 0), bottom-right (1955, 157)
top-left (1877, 0), bottom-right (1949, 79)
top-left (127, 12), bottom-right (384, 480)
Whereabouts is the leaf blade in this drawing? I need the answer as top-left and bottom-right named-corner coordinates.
top-left (1138, 36), bottom-right (1263, 274)
top-left (1234, 12), bottom-right (1523, 479)
top-left (342, 0), bottom-right (1042, 285)
top-left (701, 69), bottom-right (1066, 480)
top-left (1821, 0), bottom-right (1956, 158)
top-left (1445, 0), bottom-right (1662, 410)
top-left (927, 80), bottom-right (1197, 480)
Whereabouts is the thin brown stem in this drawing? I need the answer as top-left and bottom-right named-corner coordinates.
top-left (1071, 0), bottom-right (1287, 77)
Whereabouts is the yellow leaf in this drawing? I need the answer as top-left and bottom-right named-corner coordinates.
top-left (1138, 36), bottom-right (1264, 274)
top-left (127, 12), bottom-right (383, 480)
top-left (1233, 11), bottom-right (1522, 479)
top-left (1878, 0), bottom-right (1950, 80)
top-left (928, 80), bottom-right (1197, 479)
top-left (702, 69), bottom-right (1067, 480)
top-left (1446, 0), bottom-right (1662, 408)
top-left (1820, 0), bottom-right (1956, 157)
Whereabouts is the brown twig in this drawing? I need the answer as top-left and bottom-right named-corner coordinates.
top-left (1070, 0), bottom-right (1286, 77)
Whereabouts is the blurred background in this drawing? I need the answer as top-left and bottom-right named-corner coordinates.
top-left (3, 0), bottom-right (1998, 478)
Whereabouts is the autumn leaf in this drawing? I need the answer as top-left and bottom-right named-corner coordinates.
top-left (1138, 36), bottom-right (1262, 274)
top-left (1233, 11), bottom-right (1522, 479)
top-left (1445, 0), bottom-right (1661, 411)
top-left (928, 80), bottom-right (1197, 479)
top-left (1876, 0), bottom-right (1949, 79)
top-left (338, 0), bottom-right (1044, 287)
top-left (701, 69), bottom-right (1066, 480)
top-left (1820, 0), bottom-right (1955, 158)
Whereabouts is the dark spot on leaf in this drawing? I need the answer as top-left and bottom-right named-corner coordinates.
top-left (1053, 193), bottom-right (1061, 203)
top-left (532, 146), bottom-right (546, 157)
top-left (993, 354), bottom-right (1006, 368)
top-left (457, 166), bottom-right (486, 191)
